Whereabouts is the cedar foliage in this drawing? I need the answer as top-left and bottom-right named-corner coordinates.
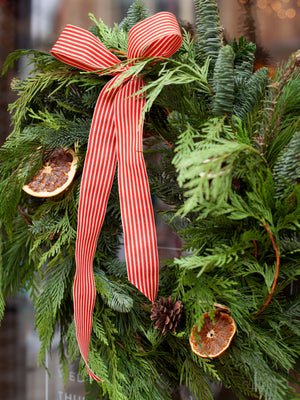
top-left (1, 1), bottom-right (300, 399)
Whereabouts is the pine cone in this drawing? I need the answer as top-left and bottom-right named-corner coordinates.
top-left (150, 296), bottom-right (183, 335)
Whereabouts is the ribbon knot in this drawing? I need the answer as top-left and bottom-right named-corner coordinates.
top-left (51, 12), bottom-right (182, 381)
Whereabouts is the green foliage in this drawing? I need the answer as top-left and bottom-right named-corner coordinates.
top-left (273, 130), bottom-right (300, 198)
top-left (261, 51), bottom-right (300, 167)
top-left (118, 0), bottom-right (150, 32)
top-left (180, 357), bottom-right (215, 400)
top-left (35, 256), bottom-right (74, 364)
top-left (233, 67), bottom-right (269, 120)
top-left (142, 57), bottom-right (211, 114)
top-left (94, 268), bottom-right (134, 312)
top-left (88, 14), bottom-right (128, 54)
top-left (232, 36), bottom-right (256, 83)
top-left (0, 238), bottom-right (5, 324)
top-left (0, 1), bottom-right (299, 400)
top-left (194, 0), bottom-right (222, 64)
top-left (212, 45), bottom-right (235, 116)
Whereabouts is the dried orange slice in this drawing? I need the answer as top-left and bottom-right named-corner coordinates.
top-left (199, 301), bottom-right (231, 315)
top-left (22, 148), bottom-right (78, 197)
top-left (189, 311), bottom-right (236, 358)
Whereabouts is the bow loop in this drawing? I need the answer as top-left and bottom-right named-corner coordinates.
top-left (51, 12), bottom-right (182, 77)
top-left (51, 25), bottom-right (122, 74)
top-left (128, 12), bottom-right (182, 60)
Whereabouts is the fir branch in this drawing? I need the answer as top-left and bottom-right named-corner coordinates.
top-left (264, 50), bottom-right (300, 146)
top-left (194, 0), bottom-right (222, 65)
top-left (233, 67), bottom-right (269, 121)
top-left (118, 0), bottom-right (150, 32)
top-left (212, 45), bottom-right (235, 116)
top-left (25, 111), bottom-right (91, 148)
top-left (273, 130), bottom-right (300, 198)
top-left (231, 36), bottom-right (256, 84)
top-left (102, 258), bottom-right (128, 278)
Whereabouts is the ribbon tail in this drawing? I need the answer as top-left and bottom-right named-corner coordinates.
top-left (74, 78), bottom-right (120, 381)
top-left (115, 77), bottom-right (159, 303)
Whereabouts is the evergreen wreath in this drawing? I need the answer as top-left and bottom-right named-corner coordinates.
top-left (1, 1), bottom-right (300, 399)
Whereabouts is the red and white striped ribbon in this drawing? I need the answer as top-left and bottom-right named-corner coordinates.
top-left (51, 12), bottom-right (182, 381)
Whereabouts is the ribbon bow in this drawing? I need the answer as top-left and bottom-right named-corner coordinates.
top-left (51, 12), bottom-right (182, 380)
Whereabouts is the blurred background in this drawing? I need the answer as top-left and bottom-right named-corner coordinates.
top-left (0, 1), bottom-right (299, 399)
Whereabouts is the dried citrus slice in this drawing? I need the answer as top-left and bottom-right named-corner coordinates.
top-left (199, 301), bottom-right (231, 314)
top-left (22, 148), bottom-right (78, 197)
top-left (189, 311), bottom-right (236, 358)
top-left (213, 303), bottom-right (231, 314)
